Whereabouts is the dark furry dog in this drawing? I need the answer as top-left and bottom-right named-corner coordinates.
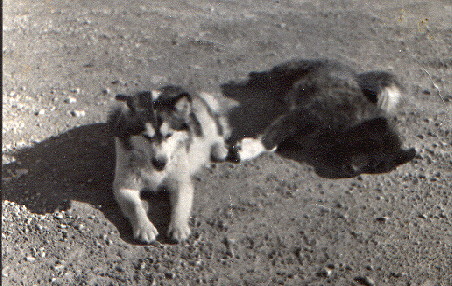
top-left (228, 58), bottom-right (416, 177)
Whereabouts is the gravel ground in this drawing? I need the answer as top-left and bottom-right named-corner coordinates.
top-left (2, 0), bottom-right (451, 285)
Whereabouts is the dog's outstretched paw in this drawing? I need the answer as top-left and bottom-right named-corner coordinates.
top-left (132, 220), bottom-right (159, 244)
top-left (168, 222), bottom-right (191, 243)
top-left (239, 137), bottom-right (270, 161)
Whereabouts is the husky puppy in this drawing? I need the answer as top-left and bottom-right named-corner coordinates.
top-left (108, 86), bottom-right (231, 243)
top-left (229, 59), bottom-right (416, 177)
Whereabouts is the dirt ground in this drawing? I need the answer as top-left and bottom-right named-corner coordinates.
top-left (2, 0), bottom-right (451, 285)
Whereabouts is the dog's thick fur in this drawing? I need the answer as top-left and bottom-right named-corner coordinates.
top-left (108, 86), bottom-right (231, 243)
top-left (232, 58), bottom-right (416, 177)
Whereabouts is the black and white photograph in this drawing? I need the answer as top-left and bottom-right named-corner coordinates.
top-left (2, 0), bottom-right (450, 285)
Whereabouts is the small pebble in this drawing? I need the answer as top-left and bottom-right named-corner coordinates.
top-left (15, 169), bottom-right (29, 178)
top-left (35, 109), bottom-right (46, 116)
top-left (165, 272), bottom-right (176, 279)
top-left (54, 212), bottom-right (64, 219)
top-left (64, 97), bottom-right (77, 104)
top-left (70, 88), bottom-right (80, 93)
top-left (25, 256), bottom-right (36, 262)
top-left (53, 264), bottom-right (65, 271)
top-left (417, 213), bottom-right (427, 219)
top-left (69, 110), bottom-right (86, 117)
top-left (354, 276), bottom-right (375, 286)
top-left (317, 267), bottom-right (332, 277)
top-left (75, 223), bottom-right (85, 231)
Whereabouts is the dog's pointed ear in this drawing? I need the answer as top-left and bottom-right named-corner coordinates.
top-left (174, 93), bottom-right (192, 121)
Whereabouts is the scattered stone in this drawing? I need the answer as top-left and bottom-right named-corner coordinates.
top-left (14, 169), bottom-right (29, 178)
top-left (375, 217), bottom-right (389, 222)
top-left (317, 267), bottom-right (333, 277)
top-left (54, 212), bottom-right (64, 219)
top-left (165, 272), bottom-right (176, 279)
top-left (25, 256), bottom-right (36, 262)
top-left (75, 223), bottom-right (85, 231)
top-left (417, 213), bottom-right (428, 219)
top-left (52, 264), bottom-right (65, 271)
top-left (223, 237), bottom-right (235, 257)
top-left (35, 109), bottom-right (46, 116)
top-left (102, 88), bottom-right (111, 95)
top-left (64, 97), bottom-right (77, 104)
top-left (354, 276), bottom-right (375, 286)
top-left (69, 110), bottom-right (86, 117)
top-left (70, 88), bottom-right (80, 93)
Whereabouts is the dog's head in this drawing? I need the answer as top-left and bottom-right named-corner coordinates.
top-left (277, 117), bottom-right (416, 178)
top-left (109, 86), bottom-right (197, 171)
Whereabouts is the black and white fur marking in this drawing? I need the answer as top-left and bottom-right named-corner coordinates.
top-left (109, 86), bottom-right (232, 243)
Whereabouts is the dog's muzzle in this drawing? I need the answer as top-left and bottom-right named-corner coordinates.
top-left (152, 157), bottom-right (167, 171)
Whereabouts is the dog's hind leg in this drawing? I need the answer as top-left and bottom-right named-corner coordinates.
top-left (166, 177), bottom-right (193, 242)
top-left (113, 186), bottom-right (159, 244)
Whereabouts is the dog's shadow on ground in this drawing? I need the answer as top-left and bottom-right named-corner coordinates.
top-left (2, 123), bottom-right (173, 244)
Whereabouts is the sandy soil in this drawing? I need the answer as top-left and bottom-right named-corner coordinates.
top-left (2, 0), bottom-right (451, 285)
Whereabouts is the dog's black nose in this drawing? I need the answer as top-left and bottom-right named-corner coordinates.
top-left (152, 157), bottom-right (167, 171)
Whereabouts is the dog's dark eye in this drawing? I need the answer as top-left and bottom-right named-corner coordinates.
top-left (180, 123), bottom-right (190, 131)
top-left (142, 134), bottom-right (155, 141)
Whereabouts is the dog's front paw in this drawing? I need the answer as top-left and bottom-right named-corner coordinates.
top-left (211, 141), bottom-right (230, 162)
top-left (238, 137), bottom-right (270, 161)
top-left (168, 221), bottom-right (191, 243)
top-left (132, 219), bottom-right (159, 244)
